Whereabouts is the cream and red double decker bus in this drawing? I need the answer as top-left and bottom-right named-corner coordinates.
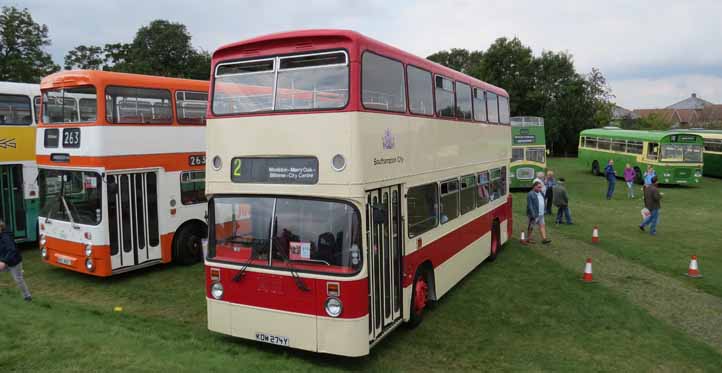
top-left (36, 70), bottom-right (209, 276)
top-left (204, 30), bottom-right (512, 356)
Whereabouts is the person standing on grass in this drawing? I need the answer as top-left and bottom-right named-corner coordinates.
top-left (604, 159), bottom-right (616, 200)
top-left (532, 171), bottom-right (546, 195)
top-left (544, 170), bottom-right (556, 215)
top-left (523, 181), bottom-right (551, 245)
top-left (623, 163), bottom-right (636, 198)
top-left (553, 178), bottom-right (572, 225)
top-left (0, 220), bottom-right (32, 301)
top-left (639, 176), bottom-right (662, 236)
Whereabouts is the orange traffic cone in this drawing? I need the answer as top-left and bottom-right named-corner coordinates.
top-left (685, 255), bottom-right (703, 278)
top-left (592, 226), bottom-right (600, 243)
top-left (582, 258), bottom-right (594, 283)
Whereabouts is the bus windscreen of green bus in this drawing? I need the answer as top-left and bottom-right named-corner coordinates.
top-left (660, 144), bottom-right (703, 163)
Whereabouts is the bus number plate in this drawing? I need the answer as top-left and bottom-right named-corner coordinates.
top-left (255, 332), bottom-right (289, 347)
top-left (57, 257), bottom-right (72, 266)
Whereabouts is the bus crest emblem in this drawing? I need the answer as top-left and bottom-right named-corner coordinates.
top-left (382, 129), bottom-right (395, 150)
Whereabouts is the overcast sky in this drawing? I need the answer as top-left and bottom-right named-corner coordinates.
top-left (12, 0), bottom-right (722, 109)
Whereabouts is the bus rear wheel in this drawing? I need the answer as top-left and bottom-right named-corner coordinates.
top-left (408, 270), bottom-right (429, 328)
top-left (173, 223), bottom-right (205, 265)
top-left (488, 220), bottom-right (501, 262)
top-left (592, 161), bottom-right (600, 176)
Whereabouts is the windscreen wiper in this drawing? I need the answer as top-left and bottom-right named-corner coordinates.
top-left (273, 237), bottom-right (310, 292)
top-left (231, 238), bottom-right (267, 283)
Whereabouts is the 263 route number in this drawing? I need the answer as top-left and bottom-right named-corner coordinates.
top-left (189, 155), bottom-right (206, 166)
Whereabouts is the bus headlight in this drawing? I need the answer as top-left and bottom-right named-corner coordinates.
top-left (211, 282), bottom-right (224, 300)
top-left (324, 297), bottom-right (343, 318)
top-left (84, 243), bottom-right (93, 257)
top-left (85, 258), bottom-right (95, 272)
top-left (695, 171), bottom-right (702, 178)
top-left (41, 247), bottom-right (48, 259)
top-left (40, 236), bottom-right (47, 249)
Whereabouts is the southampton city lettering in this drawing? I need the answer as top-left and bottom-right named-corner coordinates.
top-left (268, 166), bottom-right (316, 180)
top-left (373, 156), bottom-right (404, 166)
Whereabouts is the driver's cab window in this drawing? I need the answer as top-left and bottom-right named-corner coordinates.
top-left (646, 143), bottom-right (659, 160)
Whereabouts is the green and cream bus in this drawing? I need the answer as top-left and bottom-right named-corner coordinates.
top-left (578, 128), bottom-right (703, 185)
top-left (510, 116), bottom-right (546, 189)
top-left (686, 130), bottom-right (722, 178)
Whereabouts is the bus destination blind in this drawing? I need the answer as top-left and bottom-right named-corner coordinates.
top-left (230, 157), bottom-right (319, 184)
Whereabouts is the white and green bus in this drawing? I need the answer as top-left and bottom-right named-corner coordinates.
top-left (578, 127), bottom-right (703, 185)
top-left (510, 116), bottom-right (546, 188)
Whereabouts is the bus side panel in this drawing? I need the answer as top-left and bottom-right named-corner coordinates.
top-left (703, 153), bottom-right (722, 178)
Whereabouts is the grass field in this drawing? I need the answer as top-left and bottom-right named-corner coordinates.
top-left (2, 158), bottom-right (722, 372)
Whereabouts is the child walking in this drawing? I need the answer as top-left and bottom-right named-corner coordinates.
top-left (623, 164), bottom-right (636, 198)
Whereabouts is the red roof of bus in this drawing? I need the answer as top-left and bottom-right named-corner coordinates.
top-left (41, 70), bottom-right (208, 92)
top-left (212, 29), bottom-right (508, 97)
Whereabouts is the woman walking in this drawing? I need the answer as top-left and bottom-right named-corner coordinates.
top-left (623, 164), bottom-right (636, 198)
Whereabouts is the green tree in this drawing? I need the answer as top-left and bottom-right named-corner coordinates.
top-left (476, 37), bottom-right (537, 116)
top-left (107, 20), bottom-right (210, 80)
top-left (0, 6), bottom-right (59, 82)
top-left (64, 45), bottom-right (105, 70)
top-left (427, 48), bottom-right (482, 76)
top-left (637, 113), bottom-right (673, 130)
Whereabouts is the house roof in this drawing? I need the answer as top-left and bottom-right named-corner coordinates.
top-left (665, 93), bottom-right (713, 110)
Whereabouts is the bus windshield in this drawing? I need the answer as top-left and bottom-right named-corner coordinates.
top-left (210, 196), bottom-right (362, 275)
top-left (42, 86), bottom-right (97, 123)
top-left (526, 147), bottom-right (546, 163)
top-left (38, 169), bottom-right (103, 225)
top-left (660, 144), bottom-right (703, 163)
top-left (212, 51), bottom-right (349, 114)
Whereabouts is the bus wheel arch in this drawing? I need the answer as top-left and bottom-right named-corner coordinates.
top-left (172, 219), bottom-right (207, 265)
top-left (408, 261), bottom-right (435, 327)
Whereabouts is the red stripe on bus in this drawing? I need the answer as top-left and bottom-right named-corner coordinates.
top-left (37, 153), bottom-right (205, 172)
top-left (402, 200), bottom-right (512, 287)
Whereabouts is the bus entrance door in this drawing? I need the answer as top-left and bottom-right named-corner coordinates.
top-left (0, 165), bottom-right (26, 240)
top-left (107, 172), bottom-right (161, 271)
top-left (366, 185), bottom-right (403, 342)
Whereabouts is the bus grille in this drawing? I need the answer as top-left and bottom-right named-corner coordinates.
top-left (516, 167), bottom-right (535, 180)
top-left (675, 169), bottom-right (690, 178)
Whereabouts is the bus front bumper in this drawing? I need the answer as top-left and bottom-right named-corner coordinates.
top-left (206, 298), bottom-right (370, 357)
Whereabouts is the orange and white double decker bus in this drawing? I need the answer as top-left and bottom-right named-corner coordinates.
top-left (204, 30), bottom-right (512, 356)
top-left (36, 70), bottom-right (209, 276)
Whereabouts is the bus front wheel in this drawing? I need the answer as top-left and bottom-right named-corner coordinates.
top-left (592, 161), bottom-right (600, 176)
top-left (173, 223), bottom-right (206, 265)
top-left (634, 167), bottom-right (643, 184)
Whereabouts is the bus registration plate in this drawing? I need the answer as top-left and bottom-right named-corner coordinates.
top-left (255, 332), bottom-right (289, 347)
top-left (57, 257), bottom-right (72, 266)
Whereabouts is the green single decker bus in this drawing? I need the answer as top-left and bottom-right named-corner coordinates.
top-left (686, 130), bottom-right (722, 178)
top-left (510, 116), bottom-right (546, 188)
top-left (578, 127), bottom-right (703, 185)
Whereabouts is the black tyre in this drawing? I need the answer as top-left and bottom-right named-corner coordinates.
top-left (408, 269), bottom-right (430, 328)
top-left (488, 221), bottom-right (501, 262)
top-left (592, 161), bottom-right (600, 176)
top-left (173, 223), bottom-right (205, 265)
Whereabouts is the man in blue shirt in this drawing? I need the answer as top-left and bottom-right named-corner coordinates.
top-left (522, 181), bottom-right (551, 245)
top-left (605, 159), bottom-right (616, 200)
